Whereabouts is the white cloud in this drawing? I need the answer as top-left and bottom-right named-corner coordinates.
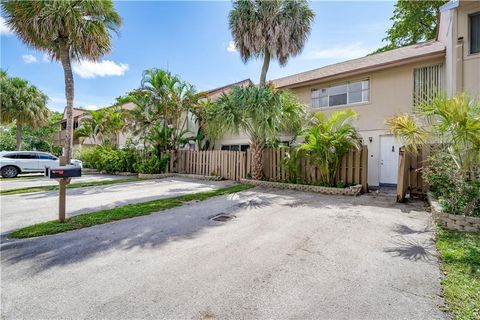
top-left (72, 59), bottom-right (129, 79)
top-left (42, 53), bottom-right (51, 63)
top-left (302, 42), bottom-right (373, 61)
top-left (0, 16), bottom-right (13, 36)
top-left (84, 104), bottom-right (100, 110)
top-left (227, 41), bottom-right (237, 53)
top-left (22, 54), bottom-right (39, 64)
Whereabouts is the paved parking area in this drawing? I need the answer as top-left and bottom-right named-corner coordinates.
top-left (0, 173), bottom-right (128, 191)
top-left (1, 187), bottom-right (445, 319)
top-left (0, 177), bottom-right (234, 234)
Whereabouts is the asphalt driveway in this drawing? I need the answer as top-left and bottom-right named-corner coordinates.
top-left (0, 177), bottom-right (234, 234)
top-left (1, 187), bottom-right (445, 319)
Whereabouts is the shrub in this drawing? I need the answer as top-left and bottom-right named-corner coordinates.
top-left (76, 146), bottom-right (140, 173)
top-left (76, 146), bottom-right (103, 169)
top-left (298, 109), bottom-right (361, 187)
top-left (134, 154), bottom-right (169, 174)
top-left (424, 151), bottom-right (480, 216)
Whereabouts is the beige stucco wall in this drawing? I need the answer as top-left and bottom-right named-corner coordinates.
top-left (286, 57), bottom-right (445, 186)
top-left (442, 1), bottom-right (480, 98)
top-left (457, 2), bottom-right (480, 98)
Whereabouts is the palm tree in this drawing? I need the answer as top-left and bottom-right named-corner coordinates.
top-left (190, 99), bottom-right (214, 150)
top-left (387, 94), bottom-right (480, 175)
top-left (298, 110), bottom-right (361, 187)
top-left (229, 0), bottom-right (314, 86)
top-left (207, 83), bottom-right (305, 180)
top-left (102, 106), bottom-right (126, 147)
top-left (2, 1), bottom-right (122, 161)
top-left (0, 71), bottom-right (49, 150)
top-left (140, 69), bottom-right (203, 151)
top-left (121, 90), bottom-right (154, 149)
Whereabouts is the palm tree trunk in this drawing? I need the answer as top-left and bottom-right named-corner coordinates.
top-left (59, 40), bottom-right (74, 163)
top-left (16, 122), bottom-right (22, 151)
top-left (250, 142), bottom-right (264, 180)
top-left (259, 49), bottom-right (270, 86)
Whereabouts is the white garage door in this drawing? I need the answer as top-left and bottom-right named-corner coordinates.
top-left (380, 135), bottom-right (402, 185)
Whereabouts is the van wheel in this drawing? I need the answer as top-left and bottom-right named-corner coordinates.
top-left (1, 166), bottom-right (19, 178)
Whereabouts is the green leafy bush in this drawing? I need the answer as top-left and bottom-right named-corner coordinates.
top-left (134, 154), bottom-right (169, 174)
top-left (76, 146), bottom-right (140, 173)
top-left (424, 151), bottom-right (480, 217)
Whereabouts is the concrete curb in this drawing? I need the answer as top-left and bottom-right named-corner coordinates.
top-left (239, 178), bottom-right (362, 196)
top-left (138, 173), bottom-right (223, 181)
top-left (427, 192), bottom-right (480, 232)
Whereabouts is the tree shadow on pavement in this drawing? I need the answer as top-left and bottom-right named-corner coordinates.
top-left (383, 236), bottom-right (436, 263)
top-left (1, 187), bottom-right (431, 274)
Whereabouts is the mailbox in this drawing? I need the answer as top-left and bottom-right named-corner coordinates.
top-left (47, 165), bottom-right (82, 179)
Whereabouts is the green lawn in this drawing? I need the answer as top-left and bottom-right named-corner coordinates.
top-left (9, 183), bottom-right (254, 239)
top-left (436, 228), bottom-right (480, 320)
top-left (0, 177), bottom-right (142, 195)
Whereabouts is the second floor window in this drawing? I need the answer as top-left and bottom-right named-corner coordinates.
top-left (470, 12), bottom-right (480, 54)
top-left (413, 64), bottom-right (443, 110)
top-left (311, 79), bottom-right (369, 108)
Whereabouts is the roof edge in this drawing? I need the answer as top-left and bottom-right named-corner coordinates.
top-left (276, 49), bottom-right (445, 89)
top-left (440, 0), bottom-right (459, 12)
top-left (203, 78), bottom-right (252, 95)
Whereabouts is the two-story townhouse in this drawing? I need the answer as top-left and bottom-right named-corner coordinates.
top-left (219, 0), bottom-right (479, 188)
top-left (271, 41), bottom-right (447, 187)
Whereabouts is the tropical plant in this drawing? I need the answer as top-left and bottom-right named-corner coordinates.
top-left (2, 0), bottom-right (122, 161)
top-left (229, 0), bottom-right (314, 85)
top-left (101, 106), bottom-right (127, 147)
top-left (281, 148), bottom-right (302, 184)
top-left (298, 109), bottom-right (361, 187)
top-left (141, 69), bottom-right (203, 147)
top-left (207, 83), bottom-right (306, 180)
top-left (373, 0), bottom-right (448, 53)
top-left (0, 70), bottom-right (49, 150)
top-left (122, 69), bottom-right (202, 156)
top-left (386, 94), bottom-right (480, 176)
top-left (120, 90), bottom-right (153, 149)
top-left (189, 99), bottom-right (214, 150)
top-left (75, 106), bottom-right (126, 147)
top-left (134, 153), bottom-right (170, 174)
top-left (423, 150), bottom-right (479, 216)
top-left (0, 125), bottom-right (16, 151)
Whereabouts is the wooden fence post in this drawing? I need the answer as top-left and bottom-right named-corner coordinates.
top-left (361, 145), bottom-right (368, 193)
top-left (396, 147), bottom-right (410, 202)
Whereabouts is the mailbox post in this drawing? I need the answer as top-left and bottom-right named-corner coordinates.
top-left (58, 156), bottom-right (68, 222)
top-left (45, 156), bottom-right (82, 222)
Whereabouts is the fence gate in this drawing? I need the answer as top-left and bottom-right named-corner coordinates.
top-left (396, 146), bottom-right (429, 202)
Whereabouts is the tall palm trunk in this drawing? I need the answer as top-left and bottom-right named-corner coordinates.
top-left (250, 142), bottom-right (264, 180)
top-left (59, 41), bottom-right (74, 162)
top-left (15, 122), bottom-right (22, 151)
top-left (259, 49), bottom-right (270, 86)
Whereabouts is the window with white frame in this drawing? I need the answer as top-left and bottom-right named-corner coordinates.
top-left (413, 64), bottom-right (443, 110)
top-left (311, 79), bottom-right (369, 108)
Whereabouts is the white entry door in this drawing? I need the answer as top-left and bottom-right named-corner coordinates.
top-left (380, 135), bottom-right (402, 185)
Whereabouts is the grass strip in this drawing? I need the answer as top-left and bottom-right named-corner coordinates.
top-left (0, 178), bottom-right (142, 195)
top-left (9, 183), bottom-right (254, 239)
top-left (436, 227), bottom-right (480, 320)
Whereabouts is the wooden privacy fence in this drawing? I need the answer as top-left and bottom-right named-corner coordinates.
top-left (167, 150), bottom-right (247, 181)
top-left (262, 146), bottom-right (368, 192)
top-left (166, 146), bottom-right (368, 192)
top-left (397, 146), bottom-right (430, 202)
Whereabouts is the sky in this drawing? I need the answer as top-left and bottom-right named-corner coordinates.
top-left (0, 0), bottom-right (396, 113)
